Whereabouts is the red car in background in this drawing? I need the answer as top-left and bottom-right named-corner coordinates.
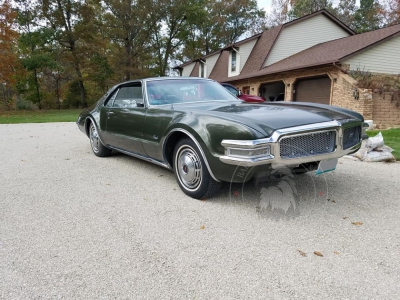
top-left (220, 83), bottom-right (265, 103)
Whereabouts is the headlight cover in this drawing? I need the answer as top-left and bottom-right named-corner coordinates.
top-left (226, 146), bottom-right (271, 159)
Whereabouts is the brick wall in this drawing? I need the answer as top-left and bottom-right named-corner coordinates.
top-left (231, 66), bottom-right (339, 102)
top-left (372, 92), bottom-right (400, 129)
top-left (331, 73), bottom-right (374, 120)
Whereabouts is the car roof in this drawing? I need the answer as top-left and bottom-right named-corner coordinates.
top-left (117, 77), bottom-right (216, 85)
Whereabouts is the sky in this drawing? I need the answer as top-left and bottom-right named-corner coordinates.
top-left (256, 0), bottom-right (362, 13)
top-left (257, 0), bottom-right (272, 12)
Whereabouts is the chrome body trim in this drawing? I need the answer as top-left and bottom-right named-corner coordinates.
top-left (361, 122), bottom-right (369, 140)
top-left (109, 146), bottom-right (171, 169)
top-left (220, 121), bottom-right (363, 167)
top-left (221, 121), bottom-right (341, 147)
top-left (163, 128), bottom-right (220, 182)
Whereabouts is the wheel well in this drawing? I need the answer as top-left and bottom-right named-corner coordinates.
top-left (85, 118), bottom-right (92, 137)
top-left (164, 131), bottom-right (188, 167)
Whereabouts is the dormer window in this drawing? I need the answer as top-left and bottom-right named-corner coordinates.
top-left (199, 60), bottom-right (206, 78)
top-left (228, 48), bottom-right (240, 77)
top-left (231, 51), bottom-right (237, 72)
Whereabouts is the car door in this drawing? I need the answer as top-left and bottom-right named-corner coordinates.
top-left (104, 82), bottom-right (148, 156)
top-left (141, 80), bottom-right (187, 162)
top-left (141, 107), bottom-right (182, 161)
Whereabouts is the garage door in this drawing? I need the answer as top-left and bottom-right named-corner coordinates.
top-left (294, 76), bottom-right (331, 104)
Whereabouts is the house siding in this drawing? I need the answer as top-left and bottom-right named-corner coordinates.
top-left (239, 39), bottom-right (258, 71)
top-left (182, 63), bottom-right (195, 77)
top-left (206, 54), bottom-right (219, 78)
top-left (342, 36), bottom-right (400, 74)
top-left (265, 14), bottom-right (350, 67)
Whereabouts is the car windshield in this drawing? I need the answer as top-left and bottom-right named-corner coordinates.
top-left (146, 79), bottom-right (238, 105)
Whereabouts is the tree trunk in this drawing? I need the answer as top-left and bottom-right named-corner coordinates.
top-left (72, 51), bottom-right (87, 108)
top-left (125, 38), bottom-right (132, 81)
top-left (34, 68), bottom-right (42, 110)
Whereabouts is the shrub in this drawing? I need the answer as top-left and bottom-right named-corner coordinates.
top-left (16, 98), bottom-right (38, 110)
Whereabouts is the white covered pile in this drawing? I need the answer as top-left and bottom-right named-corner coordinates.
top-left (352, 132), bottom-right (396, 162)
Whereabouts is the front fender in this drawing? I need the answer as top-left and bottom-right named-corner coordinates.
top-left (164, 114), bottom-right (258, 182)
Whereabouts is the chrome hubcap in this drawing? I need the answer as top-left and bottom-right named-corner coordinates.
top-left (176, 146), bottom-right (202, 190)
top-left (90, 124), bottom-right (100, 153)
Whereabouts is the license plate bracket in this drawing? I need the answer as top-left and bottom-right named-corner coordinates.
top-left (316, 158), bottom-right (338, 175)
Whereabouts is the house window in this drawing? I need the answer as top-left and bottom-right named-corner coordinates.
top-left (228, 49), bottom-right (240, 77)
top-left (199, 61), bottom-right (206, 78)
top-left (231, 51), bottom-right (237, 72)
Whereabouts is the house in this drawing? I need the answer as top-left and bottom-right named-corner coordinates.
top-left (175, 10), bottom-right (400, 129)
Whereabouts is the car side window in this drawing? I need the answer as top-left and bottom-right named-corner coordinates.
top-left (225, 85), bottom-right (239, 97)
top-left (104, 89), bottom-right (118, 108)
top-left (112, 85), bottom-right (144, 108)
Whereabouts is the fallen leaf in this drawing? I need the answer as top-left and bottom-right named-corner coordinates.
top-left (106, 183), bottom-right (111, 186)
top-left (352, 222), bottom-right (363, 226)
top-left (158, 174), bottom-right (164, 177)
top-left (314, 251), bottom-right (323, 257)
top-left (297, 250), bottom-right (307, 257)
top-left (334, 251), bottom-right (340, 255)
top-left (200, 225), bottom-right (205, 230)
top-left (343, 217), bottom-right (349, 219)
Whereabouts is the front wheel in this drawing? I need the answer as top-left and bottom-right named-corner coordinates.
top-left (89, 122), bottom-right (112, 157)
top-left (173, 138), bottom-right (221, 199)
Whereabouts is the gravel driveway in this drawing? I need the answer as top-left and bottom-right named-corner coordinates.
top-left (1, 122), bottom-right (399, 299)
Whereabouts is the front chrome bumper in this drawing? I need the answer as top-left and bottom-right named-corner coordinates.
top-left (219, 120), bottom-right (362, 168)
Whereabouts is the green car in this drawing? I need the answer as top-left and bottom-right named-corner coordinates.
top-left (77, 77), bottom-right (365, 199)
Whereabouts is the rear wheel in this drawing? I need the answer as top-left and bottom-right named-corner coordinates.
top-left (173, 138), bottom-right (221, 199)
top-left (89, 122), bottom-right (112, 157)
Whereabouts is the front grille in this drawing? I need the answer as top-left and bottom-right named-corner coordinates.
top-left (343, 125), bottom-right (361, 149)
top-left (280, 130), bottom-right (336, 159)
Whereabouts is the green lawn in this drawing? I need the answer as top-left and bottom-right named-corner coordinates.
top-left (366, 128), bottom-right (400, 160)
top-left (0, 109), bottom-right (82, 124)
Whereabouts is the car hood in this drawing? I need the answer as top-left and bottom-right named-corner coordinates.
top-left (178, 101), bottom-right (362, 137)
